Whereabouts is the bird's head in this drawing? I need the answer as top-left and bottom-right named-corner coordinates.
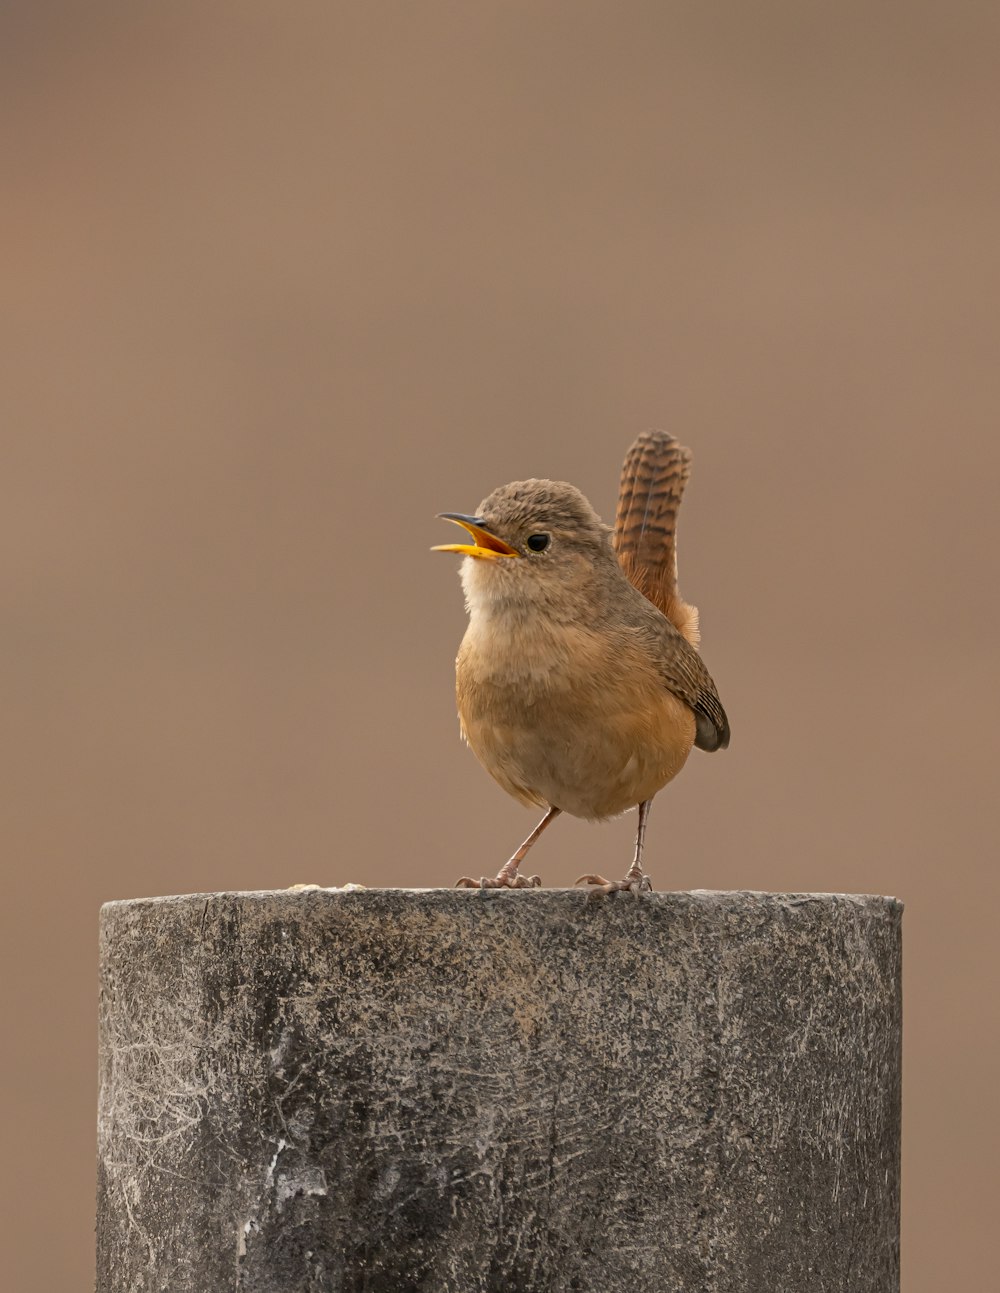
top-left (433, 479), bottom-right (615, 617)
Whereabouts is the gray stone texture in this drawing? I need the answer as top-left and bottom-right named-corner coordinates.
top-left (97, 889), bottom-right (901, 1292)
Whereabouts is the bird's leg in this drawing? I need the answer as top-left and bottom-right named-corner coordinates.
top-left (456, 806), bottom-right (561, 889)
top-left (576, 799), bottom-right (654, 896)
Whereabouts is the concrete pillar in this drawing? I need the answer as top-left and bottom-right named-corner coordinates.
top-left (96, 889), bottom-right (901, 1291)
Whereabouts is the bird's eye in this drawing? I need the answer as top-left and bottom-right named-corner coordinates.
top-left (526, 533), bottom-right (550, 552)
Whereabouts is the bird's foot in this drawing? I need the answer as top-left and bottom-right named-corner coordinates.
top-left (575, 868), bottom-right (652, 897)
top-left (455, 870), bottom-right (541, 889)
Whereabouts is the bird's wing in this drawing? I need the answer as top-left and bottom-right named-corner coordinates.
top-left (613, 430), bottom-right (700, 646)
top-left (630, 612), bottom-right (730, 752)
top-left (660, 642), bottom-right (730, 752)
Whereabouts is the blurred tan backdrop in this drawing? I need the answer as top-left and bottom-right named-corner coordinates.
top-left (2, 3), bottom-right (997, 1288)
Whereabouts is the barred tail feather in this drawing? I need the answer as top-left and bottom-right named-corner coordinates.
top-left (613, 430), bottom-right (700, 646)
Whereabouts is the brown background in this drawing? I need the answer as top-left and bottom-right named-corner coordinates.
top-left (2, 3), bottom-right (997, 1288)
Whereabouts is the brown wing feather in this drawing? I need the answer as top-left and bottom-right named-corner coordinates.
top-left (613, 430), bottom-right (700, 646)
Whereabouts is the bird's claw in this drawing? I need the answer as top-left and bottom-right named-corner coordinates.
top-left (575, 871), bottom-right (652, 897)
top-left (455, 872), bottom-right (542, 889)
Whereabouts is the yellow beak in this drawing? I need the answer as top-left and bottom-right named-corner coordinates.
top-left (432, 513), bottom-right (521, 560)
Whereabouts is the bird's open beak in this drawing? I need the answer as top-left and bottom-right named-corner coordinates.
top-left (431, 513), bottom-right (521, 560)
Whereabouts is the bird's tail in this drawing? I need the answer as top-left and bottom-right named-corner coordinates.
top-left (613, 430), bottom-right (700, 646)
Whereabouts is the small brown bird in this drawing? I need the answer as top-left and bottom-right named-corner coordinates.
top-left (433, 431), bottom-right (728, 893)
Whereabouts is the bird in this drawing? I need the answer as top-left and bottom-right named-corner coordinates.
top-left (432, 430), bottom-right (728, 893)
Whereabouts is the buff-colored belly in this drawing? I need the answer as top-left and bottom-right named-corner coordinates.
top-left (456, 625), bottom-right (696, 821)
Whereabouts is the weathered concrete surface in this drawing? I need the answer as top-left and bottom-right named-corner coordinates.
top-left (97, 889), bottom-right (901, 1292)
